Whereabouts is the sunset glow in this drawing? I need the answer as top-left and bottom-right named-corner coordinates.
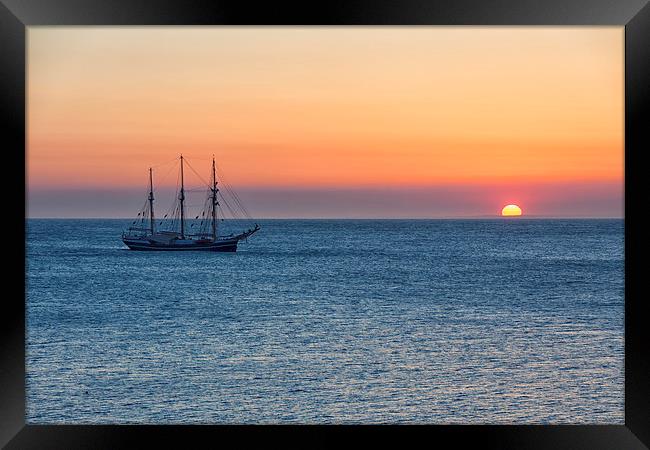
top-left (27, 27), bottom-right (624, 218)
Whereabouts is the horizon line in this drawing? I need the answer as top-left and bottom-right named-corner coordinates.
top-left (25, 216), bottom-right (624, 220)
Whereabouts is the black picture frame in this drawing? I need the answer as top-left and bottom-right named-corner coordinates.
top-left (2, 1), bottom-right (648, 448)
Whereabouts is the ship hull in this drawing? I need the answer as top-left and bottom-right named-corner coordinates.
top-left (122, 238), bottom-right (239, 252)
top-left (123, 225), bottom-right (259, 252)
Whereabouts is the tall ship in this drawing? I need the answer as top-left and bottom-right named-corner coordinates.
top-left (122, 155), bottom-right (259, 252)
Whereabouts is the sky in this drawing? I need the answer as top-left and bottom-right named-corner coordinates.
top-left (27, 27), bottom-right (623, 218)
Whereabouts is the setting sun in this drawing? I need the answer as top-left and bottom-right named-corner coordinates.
top-left (501, 204), bottom-right (523, 216)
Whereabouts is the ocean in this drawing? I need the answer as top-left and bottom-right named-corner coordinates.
top-left (25, 219), bottom-right (624, 424)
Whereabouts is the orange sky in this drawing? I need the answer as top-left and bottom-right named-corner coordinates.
top-left (27, 27), bottom-right (623, 217)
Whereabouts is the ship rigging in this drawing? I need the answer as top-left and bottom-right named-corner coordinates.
top-left (122, 155), bottom-right (259, 251)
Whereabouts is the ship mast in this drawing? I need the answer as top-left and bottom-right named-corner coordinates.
top-left (211, 156), bottom-right (219, 240)
top-left (148, 168), bottom-right (155, 235)
top-left (179, 154), bottom-right (186, 238)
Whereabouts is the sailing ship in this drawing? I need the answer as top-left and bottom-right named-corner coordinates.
top-left (122, 155), bottom-right (259, 252)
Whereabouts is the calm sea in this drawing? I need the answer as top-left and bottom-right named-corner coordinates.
top-left (26, 219), bottom-right (624, 424)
